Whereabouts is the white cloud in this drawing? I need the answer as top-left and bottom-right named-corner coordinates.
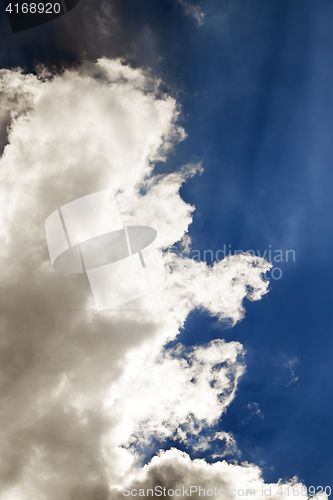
top-left (210, 432), bottom-right (241, 459)
top-left (112, 448), bottom-right (317, 500)
top-left (0, 59), bottom-right (303, 500)
top-left (105, 339), bottom-right (245, 452)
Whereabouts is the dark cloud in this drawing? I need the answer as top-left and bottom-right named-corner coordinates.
top-left (0, 0), bottom-right (202, 71)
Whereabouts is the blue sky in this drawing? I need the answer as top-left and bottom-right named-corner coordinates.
top-left (1, 0), bottom-right (332, 495)
top-left (150, 0), bottom-right (333, 488)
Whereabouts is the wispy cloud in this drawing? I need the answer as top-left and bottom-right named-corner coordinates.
top-left (283, 355), bottom-right (299, 386)
top-left (177, 0), bottom-right (205, 26)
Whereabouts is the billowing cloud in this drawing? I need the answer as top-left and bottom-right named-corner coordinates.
top-left (113, 448), bottom-right (312, 500)
top-left (105, 339), bottom-right (245, 453)
top-left (0, 59), bottom-right (308, 500)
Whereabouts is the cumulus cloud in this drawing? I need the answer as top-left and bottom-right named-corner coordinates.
top-left (106, 339), bottom-right (245, 453)
top-left (0, 59), bottom-right (302, 500)
top-left (113, 448), bottom-right (313, 500)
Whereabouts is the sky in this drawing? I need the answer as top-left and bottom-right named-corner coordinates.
top-left (0, 0), bottom-right (332, 499)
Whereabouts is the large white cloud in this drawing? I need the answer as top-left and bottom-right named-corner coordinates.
top-left (0, 59), bottom-right (310, 500)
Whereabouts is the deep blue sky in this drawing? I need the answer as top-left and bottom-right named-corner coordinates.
top-left (1, 0), bottom-right (332, 491)
top-left (167, 0), bottom-right (333, 488)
